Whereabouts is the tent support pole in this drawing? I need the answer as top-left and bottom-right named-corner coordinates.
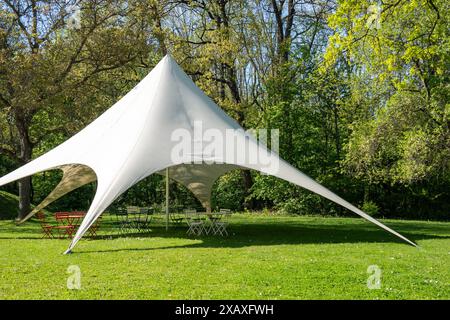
top-left (165, 167), bottom-right (169, 231)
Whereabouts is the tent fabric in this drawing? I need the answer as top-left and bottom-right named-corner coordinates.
top-left (19, 164), bottom-right (97, 223)
top-left (156, 164), bottom-right (241, 209)
top-left (0, 55), bottom-right (417, 253)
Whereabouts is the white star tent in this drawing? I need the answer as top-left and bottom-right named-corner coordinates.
top-left (0, 55), bottom-right (416, 253)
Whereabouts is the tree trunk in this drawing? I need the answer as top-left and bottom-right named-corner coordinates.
top-left (242, 170), bottom-right (254, 209)
top-left (334, 106), bottom-right (341, 159)
top-left (232, 85), bottom-right (255, 209)
top-left (17, 176), bottom-right (31, 220)
top-left (150, 2), bottom-right (167, 56)
top-left (216, 1), bottom-right (255, 210)
top-left (16, 117), bottom-right (33, 220)
top-left (271, 0), bottom-right (295, 64)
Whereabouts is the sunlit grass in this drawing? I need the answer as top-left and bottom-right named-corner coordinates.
top-left (0, 213), bottom-right (448, 299)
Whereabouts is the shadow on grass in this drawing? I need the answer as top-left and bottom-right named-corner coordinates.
top-left (1, 218), bottom-right (449, 253)
top-left (78, 221), bottom-right (450, 254)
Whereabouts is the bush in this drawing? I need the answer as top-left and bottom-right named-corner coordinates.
top-left (276, 194), bottom-right (322, 215)
top-left (212, 170), bottom-right (246, 211)
top-left (362, 200), bottom-right (380, 217)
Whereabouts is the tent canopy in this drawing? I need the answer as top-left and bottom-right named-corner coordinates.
top-left (0, 55), bottom-right (417, 252)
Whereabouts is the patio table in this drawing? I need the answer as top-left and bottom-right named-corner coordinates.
top-left (55, 212), bottom-right (101, 238)
top-left (55, 212), bottom-right (84, 226)
top-left (54, 212), bottom-right (83, 238)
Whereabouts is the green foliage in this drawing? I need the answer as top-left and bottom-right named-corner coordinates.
top-left (276, 195), bottom-right (322, 216)
top-left (0, 0), bottom-right (448, 220)
top-left (0, 155), bottom-right (16, 195)
top-left (113, 175), bottom-right (165, 209)
top-left (211, 171), bottom-right (246, 211)
top-left (362, 200), bottom-right (380, 217)
top-left (324, 0), bottom-right (450, 217)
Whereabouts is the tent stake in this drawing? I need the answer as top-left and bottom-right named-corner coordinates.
top-left (165, 167), bottom-right (169, 231)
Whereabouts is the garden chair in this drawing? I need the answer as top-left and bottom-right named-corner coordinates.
top-left (206, 209), bottom-right (230, 235)
top-left (150, 204), bottom-right (164, 225)
top-left (214, 209), bottom-right (232, 236)
top-left (123, 206), bottom-right (149, 233)
top-left (86, 215), bottom-right (102, 238)
top-left (115, 208), bottom-right (131, 234)
top-left (36, 212), bottom-right (54, 239)
top-left (134, 207), bottom-right (152, 232)
top-left (126, 206), bottom-right (139, 230)
top-left (185, 209), bottom-right (204, 236)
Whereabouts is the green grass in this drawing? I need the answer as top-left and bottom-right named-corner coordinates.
top-left (0, 213), bottom-right (448, 299)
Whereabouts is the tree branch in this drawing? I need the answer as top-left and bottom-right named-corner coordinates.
top-left (4, 0), bottom-right (34, 50)
top-left (0, 145), bottom-right (18, 160)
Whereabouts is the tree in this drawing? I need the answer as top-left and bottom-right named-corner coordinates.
top-left (165, 0), bottom-right (259, 208)
top-left (323, 0), bottom-right (450, 216)
top-left (0, 0), bottom-right (151, 219)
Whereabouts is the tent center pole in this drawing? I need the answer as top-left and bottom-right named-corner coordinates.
top-left (165, 167), bottom-right (169, 231)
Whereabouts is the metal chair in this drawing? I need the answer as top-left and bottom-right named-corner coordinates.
top-left (86, 215), bottom-right (102, 238)
top-left (115, 208), bottom-right (131, 234)
top-left (136, 207), bottom-right (152, 232)
top-left (36, 212), bottom-right (55, 239)
top-left (126, 206), bottom-right (141, 232)
top-left (185, 209), bottom-right (204, 236)
top-left (150, 204), bottom-right (164, 225)
top-left (214, 209), bottom-right (232, 236)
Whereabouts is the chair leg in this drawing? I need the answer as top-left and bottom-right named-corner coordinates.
top-left (222, 224), bottom-right (229, 236)
top-left (216, 225), bottom-right (222, 236)
top-left (67, 227), bottom-right (75, 239)
top-left (121, 222), bottom-right (128, 234)
top-left (193, 224), bottom-right (202, 236)
top-left (65, 227), bottom-right (73, 239)
top-left (211, 223), bottom-right (218, 235)
top-left (216, 224), bottom-right (228, 236)
top-left (42, 228), bottom-right (53, 239)
top-left (88, 226), bottom-right (97, 238)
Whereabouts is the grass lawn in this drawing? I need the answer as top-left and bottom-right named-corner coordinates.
top-left (0, 213), bottom-right (448, 299)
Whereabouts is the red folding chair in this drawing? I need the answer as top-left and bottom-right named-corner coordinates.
top-left (87, 216), bottom-right (102, 238)
top-left (36, 212), bottom-right (54, 239)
